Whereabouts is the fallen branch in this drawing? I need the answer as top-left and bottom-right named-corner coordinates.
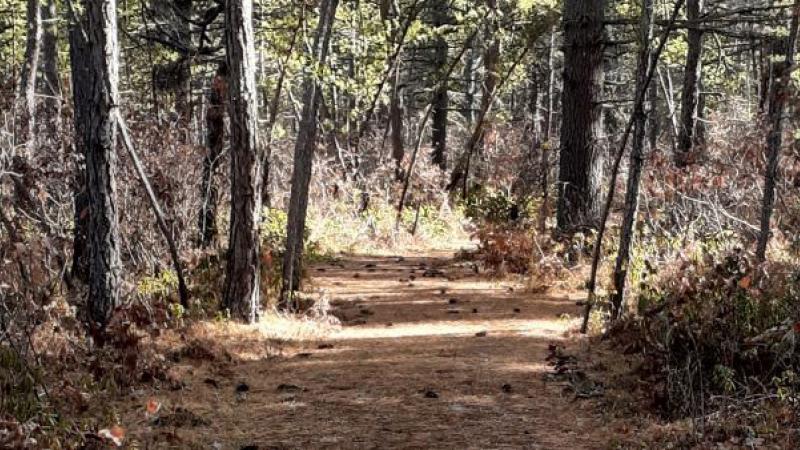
top-left (116, 113), bottom-right (190, 308)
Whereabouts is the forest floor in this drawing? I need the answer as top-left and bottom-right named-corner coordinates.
top-left (115, 248), bottom-right (627, 449)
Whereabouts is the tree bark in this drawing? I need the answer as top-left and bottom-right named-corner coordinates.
top-left (42, 0), bottom-right (61, 138)
top-left (647, 80), bottom-right (660, 152)
top-left (86, 0), bottom-right (121, 329)
top-left (223, 0), bottom-right (262, 323)
top-left (68, 0), bottom-right (92, 283)
top-left (17, 0), bottom-right (42, 152)
top-left (755, 3), bottom-right (800, 263)
top-left (390, 58), bottom-right (405, 180)
top-left (280, 0), bottom-right (339, 309)
top-left (556, 0), bottom-right (606, 232)
top-left (610, 0), bottom-right (655, 320)
top-left (198, 64), bottom-right (227, 248)
top-left (675, 0), bottom-right (703, 167)
top-left (429, 0), bottom-right (450, 171)
top-left (758, 42), bottom-right (771, 113)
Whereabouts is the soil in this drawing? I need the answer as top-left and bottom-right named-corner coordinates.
top-left (117, 250), bottom-right (618, 449)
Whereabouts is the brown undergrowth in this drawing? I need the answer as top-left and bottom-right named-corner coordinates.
top-left (554, 250), bottom-right (800, 449)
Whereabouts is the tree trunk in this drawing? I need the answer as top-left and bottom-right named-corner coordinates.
top-left (544, 26), bottom-right (556, 145)
top-left (540, 26), bottom-right (557, 233)
top-left (223, 0), bottom-right (262, 323)
top-left (556, 0), bottom-right (606, 232)
top-left (758, 41), bottom-right (771, 113)
top-left (647, 80), bottom-right (660, 152)
top-left (755, 3), bottom-right (800, 262)
top-left (86, 0), bottom-right (121, 329)
top-left (477, 0), bottom-right (500, 180)
top-left (675, 0), bottom-right (703, 167)
top-left (175, 0), bottom-right (193, 129)
top-left (461, 38), bottom-right (478, 126)
top-left (610, 0), bottom-right (655, 319)
top-left (17, 0), bottom-right (42, 152)
top-left (429, 0), bottom-right (450, 171)
top-left (657, 66), bottom-right (680, 151)
top-left (280, 0), bottom-right (339, 309)
top-left (390, 58), bottom-right (405, 181)
top-left (68, 0), bottom-right (92, 283)
top-left (198, 63), bottom-right (227, 248)
top-left (42, 0), bottom-right (61, 139)
top-left (514, 63), bottom-right (541, 199)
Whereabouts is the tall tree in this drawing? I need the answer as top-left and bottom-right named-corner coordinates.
top-left (756, 3), bottom-right (800, 262)
top-left (429, 0), bottom-right (450, 171)
top-left (675, 0), bottom-right (703, 167)
top-left (198, 63), bottom-right (227, 248)
top-left (556, 0), bottom-right (606, 232)
top-left (610, 0), bottom-right (655, 319)
top-left (280, 0), bottom-right (340, 308)
top-left (478, 0), bottom-right (500, 176)
top-left (540, 27), bottom-right (557, 232)
top-left (17, 0), bottom-right (42, 152)
top-left (390, 59), bottom-right (405, 180)
top-left (68, 0), bottom-right (92, 283)
top-left (86, 0), bottom-right (121, 328)
top-left (223, 0), bottom-right (262, 322)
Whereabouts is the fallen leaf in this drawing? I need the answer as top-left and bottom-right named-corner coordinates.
top-left (145, 398), bottom-right (162, 417)
top-left (98, 425), bottom-right (125, 446)
top-left (738, 275), bottom-right (752, 289)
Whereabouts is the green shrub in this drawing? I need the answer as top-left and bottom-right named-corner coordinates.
top-left (462, 187), bottom-right (539, 226)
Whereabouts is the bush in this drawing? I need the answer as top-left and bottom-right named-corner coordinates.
top-left (619, 250), bottom-right (800, 418)
top-left (463, 187), bottom-right (537, 225)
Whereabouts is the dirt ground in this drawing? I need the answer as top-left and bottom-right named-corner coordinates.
top-left (118, 250), bottom-right (618, 449)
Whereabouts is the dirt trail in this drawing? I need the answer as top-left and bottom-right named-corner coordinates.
top-left (126, 251), bottom-right (613, 449)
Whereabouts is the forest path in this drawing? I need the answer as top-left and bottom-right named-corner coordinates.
top-left (127, 250), bottom-right (613, 448)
